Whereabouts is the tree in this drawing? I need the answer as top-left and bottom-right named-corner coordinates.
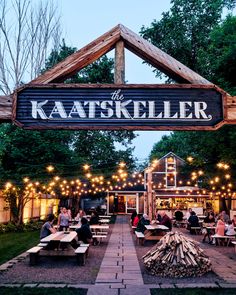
top-left (0, 40), bottom-right (136, 223)
top-left (140, 0), bottom-right (235, 81)
top-left (206, 15), bottom-right (236, 94)
top-left (0, 0), bottom-right (61, 95)
top-left (145, 3), bottom-right (236, 208)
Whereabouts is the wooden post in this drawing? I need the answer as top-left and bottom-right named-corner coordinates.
top-left (147, 169), bottom-right (154, 220)
top-left (114, 40), bottom-right (125, 84)
top-left (0, 95), bottom-right (12, 122)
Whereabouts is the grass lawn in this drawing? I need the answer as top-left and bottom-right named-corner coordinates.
top-left (0, 230), bottom-right (40, 264)
top-left (151, 289), bottom-right (236, 295)
top-left (1, 287), bottom-right (87, 295)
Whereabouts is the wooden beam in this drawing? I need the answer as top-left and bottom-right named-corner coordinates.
top-left (0, 95), bottom-right (12, 122)
top-left (114, 40), bottom-right (125, 84)
top-left (30, 25), bottom-right (122, 84)
top-left (120, 24), bottom-right (212, 85)
top-left (226, 96), bottom-right (236, 122)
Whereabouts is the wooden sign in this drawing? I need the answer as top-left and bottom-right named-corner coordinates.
top-left (13, 84), bottom-right (225, 130)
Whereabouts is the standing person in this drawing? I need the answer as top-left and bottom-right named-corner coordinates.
top-left (76, 217), bottom-right (92, 244)
top-left (57, 207), bottom-right (70, 231)
top-left (40, 214), bottom-right (56, 240)
top-left (159, 211), bottom-right (172, 230)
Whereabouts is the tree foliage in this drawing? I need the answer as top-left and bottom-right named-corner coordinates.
top-left (140, 0), bottom-right (235, 81)
top-left (145, 0), bottom-right (236, 185)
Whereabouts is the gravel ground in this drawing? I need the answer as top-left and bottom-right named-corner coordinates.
top-left (132, 227), bottom-right (226, 284)
top-left (0, 224), bottom-right (114, 284)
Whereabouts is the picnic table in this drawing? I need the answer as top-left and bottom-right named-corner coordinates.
top-left (41, 231), bottom-right (77, 250)
top-left (135, 224), bottom-right (169, 245)
top-left (69, 224), bottom-right (109, 244)
top-left (27, 231), bottom-right (90, 265)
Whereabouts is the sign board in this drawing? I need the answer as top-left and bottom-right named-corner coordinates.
top-left (13, 84), bottom-right (225, 130)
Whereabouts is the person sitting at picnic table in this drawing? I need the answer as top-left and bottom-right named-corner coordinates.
top-left (202, 212), bottom-right (215, 243)
top-left (136, 214), bottom-right (150, 233)
top-left (225, 220), bottom-right (236, 236)
top-left (130, 210), bottom-right (139, 227)
top-left (57, 207), bottom-right (70, 231)
top-left (174, 208), bottom-right (184, 221)
top-left (188, 211), bottom-right (200, 234)
top-left (159, 210), bottom-right (172, 230)
top-left (232, 215), bottom-right (236, 227)
top-left (220, 210), bottom-right (230, 223)
top-left (185, 208), bottom-right (192, 220)
top-left (155, 210), bottom-right (162, 223)
top-left (215, 215), bottom-right (226, 236)
top-left (75, 209), bottom-right (86, 223)
top-left (76, 217), bottom-right (92, 244)
top-left (89, 211), bottom-right (99, 225)
top-left (40, 214), bottom-right (56, 240)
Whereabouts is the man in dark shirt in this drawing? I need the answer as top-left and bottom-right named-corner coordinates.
top-left (40, 214), bottom-right (56, 240)
top-left (159, 211), bottom-right (172, 230)
top-left (76, 217), bottom-right (92, 244)
top-left (136, 214), bottom-right (150, 233)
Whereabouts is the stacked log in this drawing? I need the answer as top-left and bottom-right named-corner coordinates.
top-left (142, 231), bottom-right (211, 278)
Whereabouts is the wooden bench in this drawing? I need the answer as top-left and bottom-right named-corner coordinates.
top-left (75, 245), bottom-right (89, 265)
top-left (37, 243), bottom-right (48, 247)
top-left (212, 234), bottom-right (235, 246)
top-left (27, 246), bottom-right (43, 265)
top-left (190, 227), bottom-right (202, 234)
top-left (92, 235), bottom-right (107, 244)
top-left (135, 231), bottom-right (145, 245)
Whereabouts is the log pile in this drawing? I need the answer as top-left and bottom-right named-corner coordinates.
top-left (142, 232), bottom-right (211, 278)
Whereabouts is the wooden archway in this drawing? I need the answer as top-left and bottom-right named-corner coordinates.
top-left (0, 24), bottom-right (235, 129)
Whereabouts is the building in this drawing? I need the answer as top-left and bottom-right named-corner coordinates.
top-left (107, 152), bottom-right (215, 217)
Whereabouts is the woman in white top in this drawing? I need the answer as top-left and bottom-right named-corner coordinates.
top-left (225, 220), bottom-right (236, 236)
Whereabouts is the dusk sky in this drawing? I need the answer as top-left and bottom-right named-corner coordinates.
top-left (58, 0), bottom-right (172, 161)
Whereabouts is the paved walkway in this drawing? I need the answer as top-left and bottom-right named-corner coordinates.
top-left (87, 215), bottom-right (150, 295)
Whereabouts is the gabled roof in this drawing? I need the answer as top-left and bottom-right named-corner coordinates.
top-left (158, 152), bottom-right (185, 164)
top-left (30, 24), bottom-right (211, 85)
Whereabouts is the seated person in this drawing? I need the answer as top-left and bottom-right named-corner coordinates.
top-left (40, 214), bottom-right (56, 240)
top-left (131, 211), bottom-right (139, 227)
top-left (75, 209), bottom-right (86, 223)
top-left (174, 209), bottom-right (184, 221)
top-left (188, 211), bottom-right (200, 234)
top-left (215, 215), bottom-right (225, 236)
top-left (76, 217), bottom-right (92, 244)
top-left (225, 220), bottom-right (236, 236)
top-left (136, 214), bottom-right (150, 234)
top-left (232, 215), bottom-right (236, 227)
top-left (89, 211), bottom-right (99, 225)
top-left (155, 210), bottom-right (162, 223)
top-left (159, 211), bottom-right (172, 230)
top-left (202, 212), bottom-right (215, 243)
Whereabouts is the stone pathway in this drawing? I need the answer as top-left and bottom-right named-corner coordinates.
top-left (87, 215), bottom-right (150, 295)
top-left (2, 216), bottom-right (236, 293)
